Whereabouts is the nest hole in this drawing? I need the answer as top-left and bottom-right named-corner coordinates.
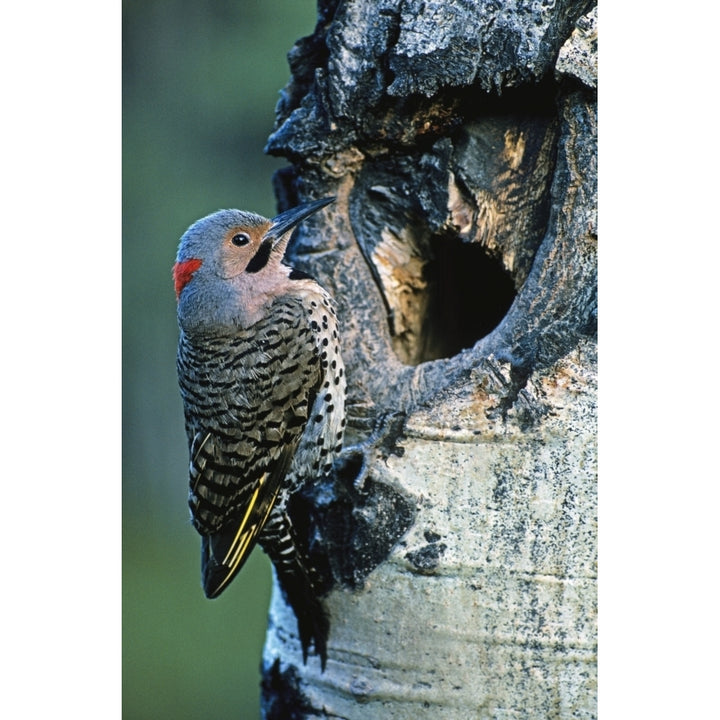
top-left (392, 234), bottom-right (516, 365)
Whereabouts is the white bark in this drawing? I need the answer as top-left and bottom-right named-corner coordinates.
top-left (265, 344), bottom-right (596, 718)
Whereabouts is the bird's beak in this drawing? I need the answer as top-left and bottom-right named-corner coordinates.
top-left (266, 196), bottom-right (335, 247)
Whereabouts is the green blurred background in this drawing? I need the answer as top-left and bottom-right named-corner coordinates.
top-left (122, 2), bottom-right (316, 717)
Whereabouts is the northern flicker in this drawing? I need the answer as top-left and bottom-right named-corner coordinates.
top-left (173, 197), bottom-right (345, 668)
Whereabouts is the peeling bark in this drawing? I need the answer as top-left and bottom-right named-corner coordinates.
top-left (261, 1), bottom-right (597, 717)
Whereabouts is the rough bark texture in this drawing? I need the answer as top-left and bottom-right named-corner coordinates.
top-left (261, 1), bottom-right (597, 717)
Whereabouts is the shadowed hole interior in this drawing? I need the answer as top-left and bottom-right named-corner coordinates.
top-left (414, 234), bottom-right (516, 364)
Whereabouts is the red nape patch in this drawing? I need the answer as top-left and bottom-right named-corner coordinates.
top-left (173, 259), bottom-right (202, 299)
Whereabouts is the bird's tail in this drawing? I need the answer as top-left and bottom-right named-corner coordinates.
top-left (260, 510), bottom-right (329, 670)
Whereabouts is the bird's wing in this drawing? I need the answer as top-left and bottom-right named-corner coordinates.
top-left (194, 436), bottom-right (295, 598)
top-left (178, 298), bottom-right (322, 598)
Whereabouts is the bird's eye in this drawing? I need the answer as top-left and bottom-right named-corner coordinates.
top-left (231, 233), bottom-right (250, 247)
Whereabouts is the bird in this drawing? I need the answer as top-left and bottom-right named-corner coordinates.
top-left (173, 196), bottom-right (345, 669)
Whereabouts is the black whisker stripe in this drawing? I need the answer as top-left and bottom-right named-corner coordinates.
top-left (244, 238), bottom-right (273, 273)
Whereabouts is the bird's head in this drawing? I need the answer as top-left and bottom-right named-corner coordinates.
top-left (173, 197), bottom-right (334, 332)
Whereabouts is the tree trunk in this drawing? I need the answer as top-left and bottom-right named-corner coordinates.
top-left (261, 1), bottom-right (597, 717)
